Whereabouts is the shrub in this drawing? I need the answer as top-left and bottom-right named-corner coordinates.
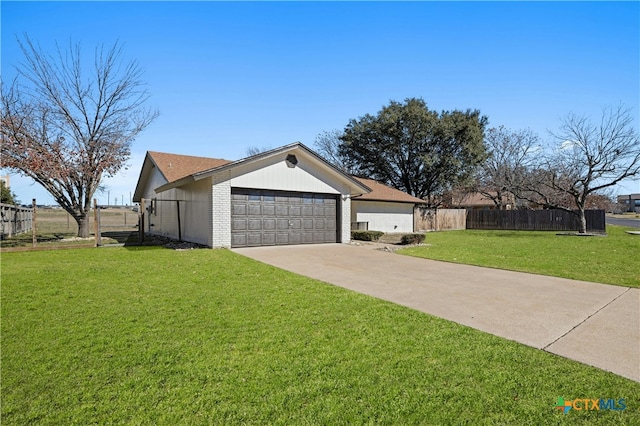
top-left (351, 230), bottom-right (384, 241)
top-left (400, 233), bottom-right (425, 245)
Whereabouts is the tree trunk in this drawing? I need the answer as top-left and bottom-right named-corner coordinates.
top-left (577, 208), bottom-right (587, 234)
top-left (75, 213), bottom-right (91, 238)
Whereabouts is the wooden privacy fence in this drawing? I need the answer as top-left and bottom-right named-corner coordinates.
top-left (1, 203), bottom-right (33, 238)
top-left (415, 208), bottom-right (467, 231)
top-left (466, 209), bottom-right (606, 232)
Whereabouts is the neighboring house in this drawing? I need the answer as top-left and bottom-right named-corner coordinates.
top-left (351, 177), bottom-right (424, 233)
top-left (133, 143), bottom-right (423, 248)
top-left (617, 194), bottom-right (640, 213)
top-left (448, 191), bottom-right (515, 210)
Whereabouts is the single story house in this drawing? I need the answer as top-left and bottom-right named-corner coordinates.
top-left (133, 143), bottom-right (424, 248)
top-left (351, 177), bottom-right (425, 233)
top-left (448, 190), bottom-right (515, 210)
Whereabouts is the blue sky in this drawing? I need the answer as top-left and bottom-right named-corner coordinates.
top-left (2, 1), bottom-right (639, 205)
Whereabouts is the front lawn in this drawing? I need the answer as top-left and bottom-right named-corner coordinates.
top-left (2, 247), bottom-right (639, 424)
top-left (400, 225), bottom-right (640, 288)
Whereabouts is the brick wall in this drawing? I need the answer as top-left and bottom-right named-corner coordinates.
top-left (340, 192), bottom-right (351, 243)
top-left (211, 173), bottom-right (231, 248)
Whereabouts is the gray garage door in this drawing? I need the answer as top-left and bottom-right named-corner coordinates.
top-left (231, 188), bottom-right (338, 248)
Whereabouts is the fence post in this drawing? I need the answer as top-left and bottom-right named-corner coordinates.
top-left (7, 205), bottom-right (14, 238)
top-left (176, 200), bottom-right (182, 242)
top-left (139, 198), bottom-right (145, 244)
top-left (93, 199), bottom-right (101, 247)
top-left (32, 199), bottom-right (37, 247)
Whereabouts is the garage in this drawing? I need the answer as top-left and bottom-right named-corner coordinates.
top-left (231, 188), bottom-right (338, 247)
top-left (133, 143), bottom-right (372, 248)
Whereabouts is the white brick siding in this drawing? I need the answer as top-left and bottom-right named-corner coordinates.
top-left (341, 195), bottom-right (351, 243)
top-left (211, 173), bottom-right (232, 248)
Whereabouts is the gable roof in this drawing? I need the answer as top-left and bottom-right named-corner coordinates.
top-left (147, 151), bottom-right (232, 183)
top-left (352, 177), bottom-right (424, 204)
top-left (133, 151), bottom-right (232, 202)
top-left (154, 142), bottom-right (371, 196)
top-left (134, 143), bottom-right (422, 205)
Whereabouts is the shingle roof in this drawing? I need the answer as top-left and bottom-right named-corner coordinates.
top-left (352, 177), bottom-right (424, 204)
top-left (147, 151), bottom-right (231, 183)
top-left (144, 150), bottom-right (421, 204)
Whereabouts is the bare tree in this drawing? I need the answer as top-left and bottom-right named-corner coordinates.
top-left (314, 129), bottom-right (353, 172)
top-left (1, 36), bottom-right (158, 237)
top-left (473, 126), bottom-right (540, 209)
top-left (245, 145), bottom-right (272, 157)
top-left (516, 106), bottom-right (640, 233)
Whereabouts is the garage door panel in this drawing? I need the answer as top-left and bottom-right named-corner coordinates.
top-left (232, 204), bottom-right (247, 215)
top-left (289, 233), bottom-right (302, 244)
top-left (277, 219), bottom-right (289, 230)
top-left (263, 204), bottom-right (276, 215)
top-left (232, 219), bottom-right (247, 230)
top-left (231, 189), bottom-right (338, 248)
top-left (289, 219), bottom-right (301, 229)
top-left (289, 205), bottom-right (301, 216)
top-left (248, 204), bottom-right (261, 215)
top-left (262, 233), bottom-right (276, 245)
top-left (247, 233), bottom-right (262, 246)
top-left (232, 234), bottom-right (247, 246)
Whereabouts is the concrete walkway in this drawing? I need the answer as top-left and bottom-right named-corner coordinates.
top-left (234, 243), bottom-right (639, 382)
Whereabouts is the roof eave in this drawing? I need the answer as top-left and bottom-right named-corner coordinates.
top-left (352, 197), bottom-right (424, 204)
top-left (133, 153), bottom-right (168, 202)
top-left (154, 174), bottom-right (198, 194)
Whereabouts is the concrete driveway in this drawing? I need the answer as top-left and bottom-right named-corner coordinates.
top-left (234, 243), bottom-right (639, 382)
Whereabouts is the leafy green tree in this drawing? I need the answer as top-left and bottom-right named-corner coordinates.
top-left (1, 180), bottom-right (18, 204)
top-left (339, 98), bottom-right (488, 206)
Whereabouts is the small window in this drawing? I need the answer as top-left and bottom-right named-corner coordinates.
top-left (248, 194), bottom-right (261, 201)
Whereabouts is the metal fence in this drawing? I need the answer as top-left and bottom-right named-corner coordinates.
top-left (0, 203), bottom-right (33, 238)
top-left (466, 209), bottom-right (606, 232)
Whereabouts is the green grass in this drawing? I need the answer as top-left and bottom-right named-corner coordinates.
top-left (2, 247), bottom-right (639, 424)
top-left (400, 225), bottom-right (640, 288)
